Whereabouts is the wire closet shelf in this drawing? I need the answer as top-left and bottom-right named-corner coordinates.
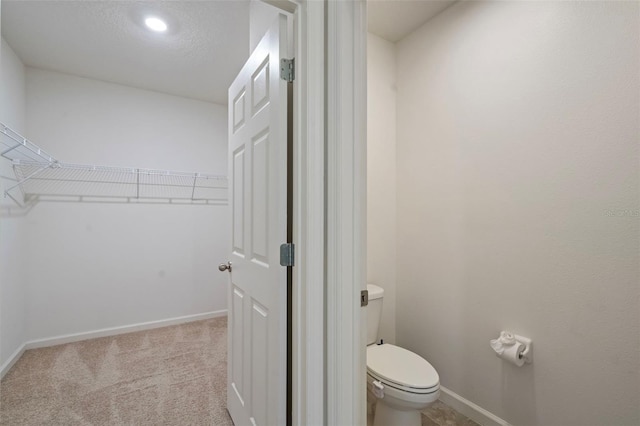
top-left (1, 122), bottom-right (228, 208)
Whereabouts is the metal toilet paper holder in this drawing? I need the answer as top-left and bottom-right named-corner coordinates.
top-left (514, 334), bottom-right (533, 364)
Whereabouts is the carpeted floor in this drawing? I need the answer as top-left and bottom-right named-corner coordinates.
top-left (0, 317), bottom-right (234, 425)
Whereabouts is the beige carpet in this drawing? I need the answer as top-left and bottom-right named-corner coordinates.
top-left (0, 317), bottom-right (234, 426)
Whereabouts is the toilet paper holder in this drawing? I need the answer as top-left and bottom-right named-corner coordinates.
top-left (515, 335), bottom-right (532, 363)
top-left (490, 331), bottom-right (533, 365)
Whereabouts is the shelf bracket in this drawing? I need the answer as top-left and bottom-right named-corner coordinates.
top-left (1, 142), bottom-right (24, 159)
top-left (4, 162), bottom-right (52, 201)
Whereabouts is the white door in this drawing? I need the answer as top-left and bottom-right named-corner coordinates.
top-left (225, 14), bottom-right (289, 426)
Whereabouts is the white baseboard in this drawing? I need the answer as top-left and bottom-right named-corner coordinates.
top-left (25, 310), bottom-right (227, 350)
top-left (439, 385), bottom-right (510, 426)
top-left (0, 343), bottom-right (27, 379)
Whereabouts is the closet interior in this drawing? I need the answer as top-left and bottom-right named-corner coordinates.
top-left (1, 0), bottom-right (245, 378)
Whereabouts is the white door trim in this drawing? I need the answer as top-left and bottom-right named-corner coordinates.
top-left (257, 1), bottom-right (367, 424)
top-left (290, 1), bottom-right (326, 425)
top-left (260, 1), bottom-right (326, 424)
top-left (326, 0), bottom-right (368, 425)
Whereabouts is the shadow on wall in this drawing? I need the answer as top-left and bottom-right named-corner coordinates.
top-left (0, 197), bottom-right (37, 218)
top-left (501, 363), bottom-right (537, 424)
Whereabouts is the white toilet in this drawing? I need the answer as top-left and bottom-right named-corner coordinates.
top-left (366, 283), bottom-right (440, 426)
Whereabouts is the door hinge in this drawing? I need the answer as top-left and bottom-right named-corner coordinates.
top-left (280, 58), bottom-right (295, 82)
top-left (280, 243), bottom-right (295, 267)
top-left (361, 289), bottom-right (369, 307)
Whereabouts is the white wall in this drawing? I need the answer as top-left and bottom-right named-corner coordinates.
top-left (0, 37), bottom-right (28, 367)
top-left (24, 68), bottom-right (229, 340)
top-left (395, 2), bottom-right (639, 425)
top-left (367, 33), bottom-right (396, 344)
top-left (249, 0), bottom-right (280, 53)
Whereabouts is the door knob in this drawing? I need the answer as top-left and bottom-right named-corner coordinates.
top-left (218, 262), bottom-right (232, 272)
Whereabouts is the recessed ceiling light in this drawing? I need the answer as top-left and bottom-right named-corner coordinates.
top-left (145, 17), bottom-right (167, 32)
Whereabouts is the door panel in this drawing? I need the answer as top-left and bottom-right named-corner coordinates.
top-left (251, 300), bottom-right (269, 425)
top-left (232, 149), bottom-right (245, 256)
top-left (251, 130), bottom-right (269, 264)
top-left (231, 286), bottom-right (245, 404)
top-left (251, 58), bottom-right (270, 115)
top-left (233, 89), bottom-right (246, 133)
top-left (227, 14), bottom-right (289, 426)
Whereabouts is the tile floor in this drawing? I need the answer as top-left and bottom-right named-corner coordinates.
top-left (367, 399), bottom-right (480, 426)
top-left (422, 401), bottom-right (481, 426)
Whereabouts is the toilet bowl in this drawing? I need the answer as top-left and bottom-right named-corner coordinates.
top-left (366, 284), bottom-right (440, 426)
top-left (367, 343), bottom-right (440, 426)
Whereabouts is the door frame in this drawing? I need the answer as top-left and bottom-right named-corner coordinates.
top-left (261, 1), bottom-right (367, 424)
top-left (263, 1), bottom-right (326, 424)
top-left (325, 0), bottom-right (367, 424)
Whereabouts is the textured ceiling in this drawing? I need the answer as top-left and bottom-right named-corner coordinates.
top-left (1, 1), bottom-right (250, 105)
top-left (368, 0), bottom-right (457, 42)
top-left (1, 0), bottom-right (454, 103)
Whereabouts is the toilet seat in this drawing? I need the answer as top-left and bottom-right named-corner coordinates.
top-left (367, 344), bottom-right (439, 394)
top-left (367, 372), bottom-right (438, 395)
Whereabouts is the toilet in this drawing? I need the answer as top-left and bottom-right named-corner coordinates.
top-left (366, 283), bottom-right (440, 426)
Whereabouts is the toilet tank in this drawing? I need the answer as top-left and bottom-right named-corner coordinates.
top-left (366, 284), bottom-right (384, 345)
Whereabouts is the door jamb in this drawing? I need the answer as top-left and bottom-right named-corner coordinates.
top-left (259, 1), bottom-right (367, 424)
top-left (262, 1), bottom-right (327, 424)
top-left (290, 1), bottom-right (327, 424)
top-left (325, 0), bottom-right (367, 425)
